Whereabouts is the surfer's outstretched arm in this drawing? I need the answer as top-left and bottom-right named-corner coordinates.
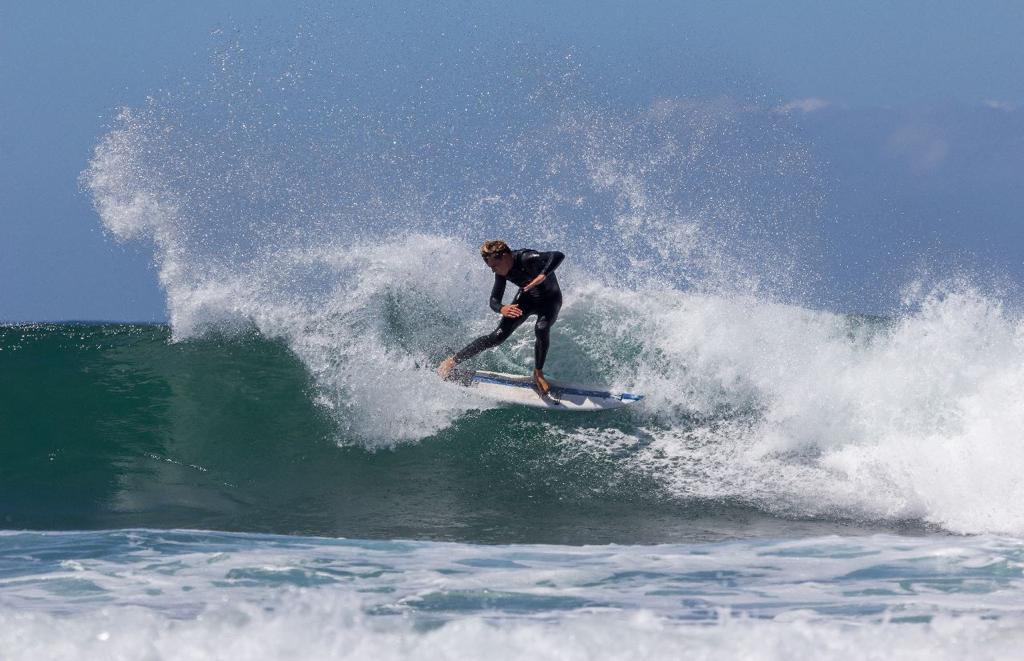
top-left (540, 250), bottom-right (564, 274)
top-left (519, 250), bottom-right (564, 276)
top-left (521, 251), bottom-right (564, 292)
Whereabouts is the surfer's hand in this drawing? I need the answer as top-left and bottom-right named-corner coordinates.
top-left (500, 304), bottom-right (523, 318)
top-left (522, 274), bottom-right (545, 292)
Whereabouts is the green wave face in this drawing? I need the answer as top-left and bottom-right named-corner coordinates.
top-left (2, 323), bottom-right (765, 544)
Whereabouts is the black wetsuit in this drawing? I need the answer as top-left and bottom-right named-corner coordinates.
top-left (454, 249), bottom-right (565, 369)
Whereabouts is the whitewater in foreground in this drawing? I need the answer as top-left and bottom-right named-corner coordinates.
top-left (3, 530), bottom-right (1024, 660)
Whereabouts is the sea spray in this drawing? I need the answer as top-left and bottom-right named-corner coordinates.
top-left (82, 27), bottom-right (821, 442)
top-left (75, 26), bottom-right (1024, 535)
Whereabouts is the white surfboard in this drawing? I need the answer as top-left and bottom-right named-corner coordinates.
top-left (464, 370), bottom-right (643, 411)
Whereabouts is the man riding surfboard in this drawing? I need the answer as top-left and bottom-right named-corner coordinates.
top-left (438, 240), bottom-right (565, 395)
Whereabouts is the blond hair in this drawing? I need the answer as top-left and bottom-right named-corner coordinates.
top-left (480, 240), bottom-right (510, 257)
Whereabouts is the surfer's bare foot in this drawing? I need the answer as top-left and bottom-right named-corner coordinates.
top-left (438, 356), bottom-right (456, 379)
top-left (533, 368), bottom-right (551, 396)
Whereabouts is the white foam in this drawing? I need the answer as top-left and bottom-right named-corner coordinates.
top-left (554, 282), bottom-right (1024, 536)
top-left (4, 602), bottom-right (1024, 661)
top-left (4, 531), bottom-right (1024, 661)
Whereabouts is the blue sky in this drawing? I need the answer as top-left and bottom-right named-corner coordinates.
top-left (2, 1), bottom-right (1023, 321)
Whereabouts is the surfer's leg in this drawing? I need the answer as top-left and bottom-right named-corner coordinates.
top-left (453, 314), bottom-right (527, 363)
top-left (532, 296), bottom-right (562, 370)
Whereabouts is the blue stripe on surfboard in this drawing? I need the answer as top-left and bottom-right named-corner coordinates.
top-left (471, 373), bottom-right (644, 402)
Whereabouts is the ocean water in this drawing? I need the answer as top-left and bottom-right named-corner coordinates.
top-left (2, 529), bottom-right (1024, 660)
top-left (7, 23), bottom-right (1024, 660)
top-left (5, 301), bottom-right (1024, 659)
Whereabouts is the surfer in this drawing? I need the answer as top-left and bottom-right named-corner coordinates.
top-left (438, 240), bottom-right (564, 395)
